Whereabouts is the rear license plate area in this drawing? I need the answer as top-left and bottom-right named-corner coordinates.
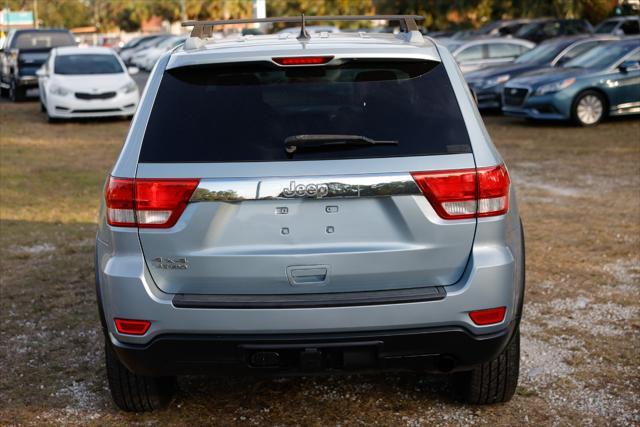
top-left (242, 342), bottom-right (381, 370)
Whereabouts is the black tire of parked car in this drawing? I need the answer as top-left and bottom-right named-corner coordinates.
top-left (571, 90), bottom-right (607, 127)
top-left (453, 327), bottom-right (520, 404)
top-left (105, 339), bottom-right (177, 412)
top-left (9, 79), bottom-right (25, 102)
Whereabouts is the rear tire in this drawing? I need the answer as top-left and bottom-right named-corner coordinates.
top-left (454, 328), bottom-right (520, 404)
top-left (105, 339), bottom-right (176, 412)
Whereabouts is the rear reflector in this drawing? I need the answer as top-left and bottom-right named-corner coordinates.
top-left (411, 165), bottom-right (510, 219)
top-left (114, 318), bottom-right (151, 335)
top-left (273, 56), bottom-right (334, 66)
top-left (469, 307), bottom-right (507, 325)
top-left (105, 177), bottom-right (199, 228)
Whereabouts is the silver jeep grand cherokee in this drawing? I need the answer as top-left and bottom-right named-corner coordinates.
top-left (96, 15), bottom-right (525, 411)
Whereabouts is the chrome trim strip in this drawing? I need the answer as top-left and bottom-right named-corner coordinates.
top-left (190, 173), bottom-right (421, 202)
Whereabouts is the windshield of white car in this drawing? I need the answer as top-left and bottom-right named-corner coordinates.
top-left (564, 43), bottom-right (638, 69)
top-left (54, 54), bottom-right (124, 75)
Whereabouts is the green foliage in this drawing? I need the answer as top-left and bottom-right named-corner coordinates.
top-left (1, 0), bottom-right (621, 32)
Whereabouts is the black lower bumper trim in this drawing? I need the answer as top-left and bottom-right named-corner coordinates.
top-left (173, 286), bottom-right (446, 309)
top-left (111, 323), bottom-right (515, 376)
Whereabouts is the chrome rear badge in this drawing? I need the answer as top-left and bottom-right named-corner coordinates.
top-left (153, 257), bottom-right (189, 270)
top-left (282, 181), bottom-right (329, 198)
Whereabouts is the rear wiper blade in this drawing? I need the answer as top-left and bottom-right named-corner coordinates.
top-left (284, 134), bottom-right (399, 154)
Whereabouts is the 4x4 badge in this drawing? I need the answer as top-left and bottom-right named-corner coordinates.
top-left (282, 181), bottom-right (329, 198)
top-left (153, 257), bottom-right (189, 270)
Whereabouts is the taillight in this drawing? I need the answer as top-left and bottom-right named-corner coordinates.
top-left (135, 179), bottom-right (200, 228)
top-left (469, 307), bottom-right (507, 325)
top-left (476, 164), bottom-right (510, 217)
top-left (272, 56), bottom-right (334, 66)
top-left (105, 178), bottom-right (136, 226)
top-left (411, 164), bottom-right (510, 219)
top-left (105, 177), bottom-right (199, 228)
top-left (114, 318), bottom-right (151, 335)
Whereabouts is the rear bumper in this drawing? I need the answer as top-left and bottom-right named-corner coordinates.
top-left (96, 195), bottom-right (524, 345)
top-left (97, 234), bottom-right (519, 341)
top-left (110, 322), bottom-right (516, 376)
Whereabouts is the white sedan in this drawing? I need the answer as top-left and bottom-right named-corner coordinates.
top-left (37, 46), bottom-right (140, 122)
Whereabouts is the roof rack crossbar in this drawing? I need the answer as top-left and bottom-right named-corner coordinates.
top-left (183, 14), bottom-right (424, 39)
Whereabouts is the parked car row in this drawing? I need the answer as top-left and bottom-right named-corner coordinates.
top-left (465, 35), bottom-right (619, 108)
top-left (440, 37), bottom-right (536, 73)
top-left (432, 15), bottom-right (639, 42)
top-left (463, 35), bottom-right (640, 126)
top-left (116, 34), bottom-right (191, 71)
top-left (502, 38), bottom-right (640, 125)
top-left (1, 20), bottom-right (638, 128)
top-left (131, 36), bottom-right (186, 71)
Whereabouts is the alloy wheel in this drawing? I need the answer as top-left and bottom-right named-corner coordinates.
top-left (576, 94), bottom-right (603, 125)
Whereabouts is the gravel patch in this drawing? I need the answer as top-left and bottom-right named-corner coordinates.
top-left (11, 243), bottom-right (56, 254)
top-left (603, 259), bottom-right (640, 286)
top-left (528, 297), bottom-right (638, 337)
top-left (510, 173), bottom-right (582, 198)
top-left (55, 381), bottom-right (101, 411)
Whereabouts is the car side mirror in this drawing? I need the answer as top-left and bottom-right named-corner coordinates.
top-left (618, 60), bottom-right (640, 73)
top-left (127, 66), bottom-right (139, 75)
top-left (36, 67), bottom-right (47, 77)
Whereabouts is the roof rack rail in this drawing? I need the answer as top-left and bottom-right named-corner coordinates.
top-left (182, 14), bottom-right (424, 39)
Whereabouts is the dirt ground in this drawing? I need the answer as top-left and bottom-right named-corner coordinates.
top-left (0, 100), bottom-right (638, 426)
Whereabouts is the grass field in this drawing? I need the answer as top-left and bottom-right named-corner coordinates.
top-left (1, 101), bottom-right (639, 426)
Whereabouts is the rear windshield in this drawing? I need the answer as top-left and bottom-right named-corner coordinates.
top-left (13, 31), bottom-right (75, 50)
top-left (139, 60), bottom-right (471, 163)
top-left (55, 54), bottom-right (123, 75)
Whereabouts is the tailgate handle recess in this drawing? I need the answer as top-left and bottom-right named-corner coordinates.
top-left (287, 265), bottom-right (329, 286)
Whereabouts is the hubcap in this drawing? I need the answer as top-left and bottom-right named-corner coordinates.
top-left (576, 95), bottom-right (603, 125)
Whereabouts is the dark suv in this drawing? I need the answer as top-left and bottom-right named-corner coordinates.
top-left (0, 29), bottom-right (75, 101)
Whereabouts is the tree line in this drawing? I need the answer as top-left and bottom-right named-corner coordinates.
top-left (2, 0), bottom-right (627, 32)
